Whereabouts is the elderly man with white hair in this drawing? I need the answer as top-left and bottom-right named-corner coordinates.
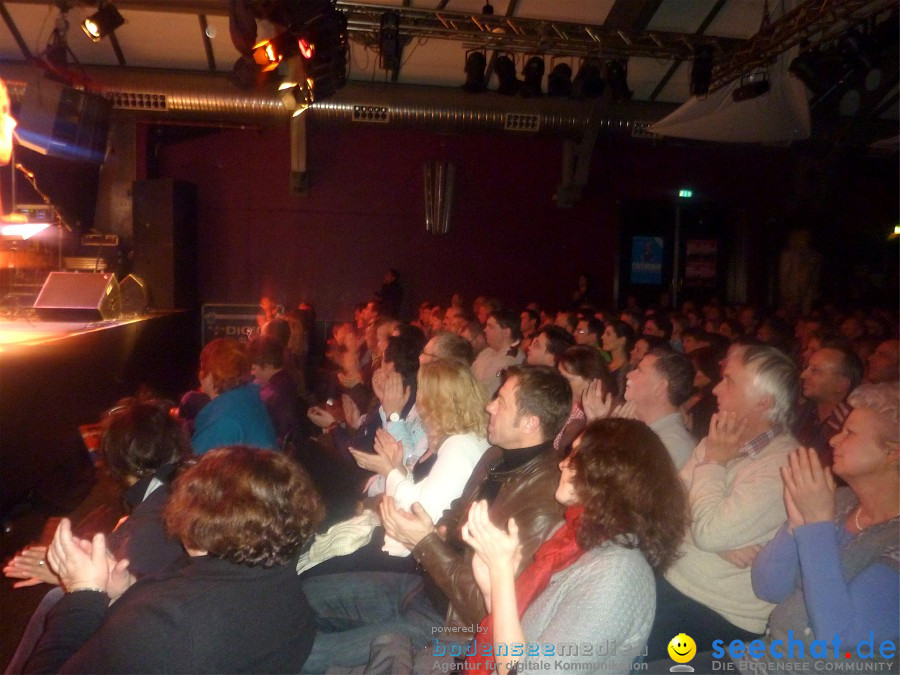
top-left (646, 344), bottom-right (800, 659)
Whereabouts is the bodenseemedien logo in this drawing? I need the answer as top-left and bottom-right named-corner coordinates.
top-left (668, 633), bottom-right (697, 672)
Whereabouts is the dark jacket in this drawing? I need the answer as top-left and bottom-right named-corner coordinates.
top-left (25, 555), bottom-right (315, 674)
top-left (413, 440), bottom-right (564, 634)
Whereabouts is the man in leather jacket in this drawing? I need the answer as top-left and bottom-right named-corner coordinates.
top-left (383, 364), bottom-right (572, 633)
top-left (299, 365), bottom-right (571, 672)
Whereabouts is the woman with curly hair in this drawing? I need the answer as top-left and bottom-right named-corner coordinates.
top-left (25, 447), bottom-right (323, 673)
top-left (461, 418), bottom-right (689, 674)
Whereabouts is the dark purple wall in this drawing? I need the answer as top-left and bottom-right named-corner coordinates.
top-left (155, 122), bottom-right (896, 319)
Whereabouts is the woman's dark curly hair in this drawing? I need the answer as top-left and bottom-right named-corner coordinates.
top-left (570, 418), bottom-right (688, 572)
top-left (164, 447), bottom-right (323, 567)
top-left (102, 398), bottom-right (190, 482)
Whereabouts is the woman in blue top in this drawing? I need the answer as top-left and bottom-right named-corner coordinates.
top-left (192, 338), bottom-right (277, 454)
top-left (747, 383), bottom-right (898, 667)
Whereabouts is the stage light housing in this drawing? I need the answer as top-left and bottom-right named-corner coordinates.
top-left (547, 62), bottom-right (572, 97)
top-left (606, 59), bottom-right (632, 103)
top-left (495, 55), bottom-right (521, 96)
top-left (690, 45), bottom-right (714, 97)
top-left (81, 4), bottom-right (125, 43)
top-left (571, 58), bottom-right (604, 99)
top-left (521, 56), bottom-right (545, 97)
top-left (462, 51), bottom-right (487, 93)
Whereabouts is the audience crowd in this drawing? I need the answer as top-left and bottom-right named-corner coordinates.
top-left (4, 285), bottom-right (899, 674)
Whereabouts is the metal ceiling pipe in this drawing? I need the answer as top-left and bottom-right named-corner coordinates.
top-left (0, 62), bottom-right (674, 136)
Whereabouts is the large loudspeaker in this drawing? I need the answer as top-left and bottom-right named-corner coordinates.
top-left (15, 77), bottom-right (112, 164)
top-left (34, 272), bottom-right (121, 321)
top-left (119, 273), bottom-right (150, 315)
top-left (132, 179), bottom-right (198, 310)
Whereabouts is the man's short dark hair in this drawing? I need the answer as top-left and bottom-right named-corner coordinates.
top-left (385, 329), bottom-right (426, 388)
top-left (262, 318), bottom-right (291, 348)
top-left (491, 309), bottom-right (523, 341)
top-left (521, 308), bottom-right (539, 325)
top-left (502, 365), bottom-right (572, 442)
top-left (248, 335), bottom-right (284, 369)
top-left (823, 344), bottom-right (864, 391)
top-left (538, 325), bottom-right (576, 363)
top-left (649, 347), bottom-right (695, 407)
top-left (581, 317), bottom-right (604, 339)
top-left (645, 313), bottom-right (673, 341)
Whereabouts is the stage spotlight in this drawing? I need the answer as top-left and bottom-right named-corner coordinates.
top-left (571, 58), bottom-right (604, 99)
top-left (521, 56), bottom-right (545, 97)
top-left (81, 3), bottom-right (125, 43)
top-left (253, 32), bottom-right (297, 72)
top-left (495, 55), bottom-right (521, 95)
top-left (690, 45), bottom-right (714, 97)
top-left (547, 62), bottom-right (572, 97)
top-left (606, 59), bottom-right (632, 102)
top-left (463, 51), bottom-right (487, 93)
top-left (279, 77), bottom-right (313, 117)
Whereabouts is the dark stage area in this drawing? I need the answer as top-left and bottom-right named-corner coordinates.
top-left (0, 310), bottom-right (198, 669)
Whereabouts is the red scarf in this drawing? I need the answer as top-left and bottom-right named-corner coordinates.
top-left (465, 505), bottom-right (585, 674)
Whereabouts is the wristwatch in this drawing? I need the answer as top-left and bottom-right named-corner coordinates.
top-left (388, 412), bottom-right (400, 423)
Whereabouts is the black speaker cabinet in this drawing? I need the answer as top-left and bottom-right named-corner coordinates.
top-left (34, 272), bottom-right (121, 321)
top-left (120, 273), bottom-right (150, 316)
top-left (132, 179), bottom-right (198, 310)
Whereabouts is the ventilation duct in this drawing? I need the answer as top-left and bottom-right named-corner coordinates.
top-left (0, 63), bottom-right (674, 138)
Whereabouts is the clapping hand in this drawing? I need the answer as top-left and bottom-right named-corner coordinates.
top-left (380, 496), bottom-right (434, 550)
top-left (349, 428), bottom-right (404, 477)
top-left (704, 411), bottom-right (748, 465)
top-left (307, 406), bottom-right (336, 429)
top-left (380, 372), bottom-right (410, 418)
top-left (582, 379), bottom-right (614, 421)
top-left (461, 501), bottom-right (522, 577)
top-left (781, 447), bottom-right (835, 531)
top-left (46, 519), bottom-right (112, 594)
top-left (3, 546), bottom-right (59, 588)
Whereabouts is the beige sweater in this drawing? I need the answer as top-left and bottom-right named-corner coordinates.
top-left (665, 432), bottom-right (796, 633)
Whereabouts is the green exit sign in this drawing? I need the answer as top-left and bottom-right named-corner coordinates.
top-left (678, 189), bottom-right (694, 198)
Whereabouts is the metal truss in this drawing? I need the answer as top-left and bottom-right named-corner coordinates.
top-left (335, 2), bottom-right (745, 61)
top-left (709, 0), bottom-right (898, 91)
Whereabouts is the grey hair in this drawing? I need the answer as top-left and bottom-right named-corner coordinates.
top-left (733, 344), bottom-right (800, 428)
top-left (847, 383), bottom-right (900, 445)
top-left (428, 331), bottom-right (475, 367)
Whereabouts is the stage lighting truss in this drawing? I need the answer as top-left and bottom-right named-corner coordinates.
top-left (81, 3), bottom-right (125, 43)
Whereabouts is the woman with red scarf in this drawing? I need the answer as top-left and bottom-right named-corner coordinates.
top-left (461, 418), bottom-right (689, 675)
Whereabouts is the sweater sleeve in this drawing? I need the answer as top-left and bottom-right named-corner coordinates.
top-left (751, 524), bottom-right (800, 603)
top-left (795, 521), bottom-right (900, 646)
top-left (386, 435), bottom-right (485, 522)
top-left (688, 449), bottom-right (789, 552)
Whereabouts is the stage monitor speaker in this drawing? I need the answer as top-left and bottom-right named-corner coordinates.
top-left (120, 274), bottom-right (150, 316)
top-left (34, 272), bottom-right (121, 321)
top-left (15, 77), bottom-right (112, 164)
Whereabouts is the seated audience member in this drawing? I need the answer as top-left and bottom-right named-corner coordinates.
top-left (526, 325), bottom-right (576, 367)
top-left (191, 339), bottom-right (277, 454)
top-left (298, 366), bottom-right (571, 673)
top-left (555, 310), bottom-right (577, 335)
top-left (442, 306), bottom-right (469, 335)
top-left (643, 313), bottom-right (673, 342)
top-left (574, 316), bottom-right (603, 349)
top-left (476, 298), bottom-right (501, 326)
top-left (471, 309), bottom-right (525, 399)
top-left (248, 335), bottom-right (302, 444)
top-left (23, 447), bottom-right (322, 674)
top-left (839, 315), bottom-right (866, 342)
top-left (620, 309), bottom-right (642, 333)
top-left (630, 334), bottom-right (668, 369)
top-left (737, 383), bottom-right (899, 670)
top-left (459, 419), bottom-right (689, 674)
top-left (460, 321), bottom-right (487, 356)
top-left (556, 345), bottom-right (615, 455)
top-left (601, 320), bottom-right (636, 398)
top-left (342, 360), bottom-right (490, 556)
top-left (262, 316), bottom-right (302, 387)
top-left (680, 326), bottom-right (711, 354)
top-left (175, 387), bottom-right (209, 437)
top-left (646, 344), bottom-right (799, 659)
top-left (756, 316), bottom-right (794, 353)
top-left (622, 347), bottom-right (696, 469)
top-left (794, 343), bottom-right (863, 466)
top-left (376, 268), bottom-right (402, 319)
top-left (4, 399), bottom-right (190, 673)
top-left (682, 345), bottom-right (724, 440)
top-left (420, 331), bottom-right (475, 368)
top-left (718, 319), bottom-right (745, 342)
top-left (865, 338), bottom-right (899, 384)
top-left (520, 309), bottom-right (540, 353)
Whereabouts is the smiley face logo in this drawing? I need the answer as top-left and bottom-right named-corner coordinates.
top-left (667, 633), bottom-right (696, 664)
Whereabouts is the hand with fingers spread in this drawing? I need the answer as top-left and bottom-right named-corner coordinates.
top-left (460, 500), bottom-right (522, 577)
top-left (615, 400), bottom-right (638, 420)
top-left (3, 545), bottom-right (59, 588)
top-left (582, 379), bottom-right (614, 422)
top-left (46, 518), bottom-right (111, 594)
top-left (379, 496), bottom-right (434, 550)
top-left (717, 543), bottom-right (763, 569)
top-left (380, 372), bottom-right (410, 418)
top-left (105, 554), bottom-right (136, 603)
top-left (704, 411), bottom-right (749, 465)
top-left (781, 447), bottom-right (836, 529)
